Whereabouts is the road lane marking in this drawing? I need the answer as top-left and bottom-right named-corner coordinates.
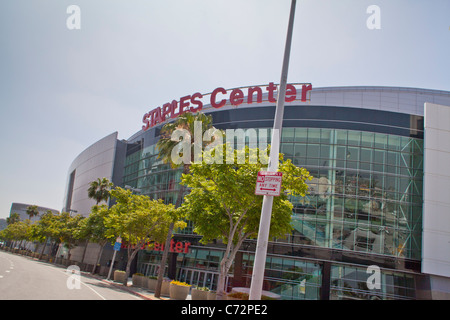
top-left (57, 269), bottom-right (107, 300)
top-left (79, 280), bottom-right (107, 300)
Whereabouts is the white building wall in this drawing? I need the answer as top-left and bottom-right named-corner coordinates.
top-left (422, 102), bottom-right (450, 280)
top-left (9, 202), bottom-right (59, 222)
top-left (62, 132), bottom-right (118, 216)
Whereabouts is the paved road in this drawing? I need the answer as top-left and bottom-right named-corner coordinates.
top-left (0, 251), bottom-right (143, 300)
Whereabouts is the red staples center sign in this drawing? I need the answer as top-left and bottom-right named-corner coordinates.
top-left (255, 171), bottom-right (283, 196)
top-left (142, 82), bottom-right (312, 131)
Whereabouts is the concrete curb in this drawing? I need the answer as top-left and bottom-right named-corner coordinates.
top-left (79, 272), bottom-right (155, 300)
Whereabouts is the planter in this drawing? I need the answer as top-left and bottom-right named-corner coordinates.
top-left (61, 258), bottom-right (70, 266)
top-left (146, 278), bottom-right (157, 291)
top-left (191, 288), bottom-right (209, 300)
top-left (169, 282), bottom-right (191, 300)
top-left (161, 280), bottom-right (171, 297)
top-left (113, 270), bottom-right (126, 283)
top-left (132, 274), bottom-right (146, 287)
top-left (207, 291), bottom-right (217, 300)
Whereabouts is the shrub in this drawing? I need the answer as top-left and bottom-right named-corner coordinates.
top-left (227, 292), bottom-right (249, 300)
top-left (261, 295), bottom-right (277, 300)
top-left (196, 286), bottom-right (210, 291)
top-left (170, 280), bottom-right (190, 287)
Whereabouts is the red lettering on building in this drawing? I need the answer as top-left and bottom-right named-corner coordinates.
top-left (152, 239), bottom-right (191, 253)
top-left (230, 88), bottom-right (244, 106)
top-left (120, 239), bottom-right (191, 253)
top-left (301, 84), bottom-right (312, 102)
top-left (142, 82), bottom-right (312, 131)
top-left (211, 87), bottom-right (227, 109)
top-left (190, 92), bottom-right (203, 112)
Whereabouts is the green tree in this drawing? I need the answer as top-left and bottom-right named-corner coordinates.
top-left (105, 187), bottom-right (186, 286)
top-left (77, 204), bottom-right (113, 274)
top-left (30, 210), bottom-right (58, 259)
top-left (154, 111), bottom-right (219, 297)
top-left (88, 178), bottom-right (114, 205)
top-left (4, 212), bottom-right (20, 248)
top-left (54, 212), bottom-right (84, 260)
top-left (0, 228), bottom-right (7, 244)
top-left (0, 219), bottom-right (32, 249)
top-left (12, 220), bottom-right (33, 250)
top-left (6, 212), bottom-right (20, 225)
top-left (180, 144), bottom-right (311, 299)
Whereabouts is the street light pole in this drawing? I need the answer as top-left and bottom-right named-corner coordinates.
top-left (249, 0), bottom-right (297, 300)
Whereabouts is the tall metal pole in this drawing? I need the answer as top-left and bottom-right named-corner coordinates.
top-left (107, 236), bottom-right (122, 280)
top-left (107, 249), bottom-right (118, 280)
top-left (249, 0), bottom-right (297, 300)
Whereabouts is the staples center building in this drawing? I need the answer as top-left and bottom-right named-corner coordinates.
top-left (63, 84), bottom-right (450, 300)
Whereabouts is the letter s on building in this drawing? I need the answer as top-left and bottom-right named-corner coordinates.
top-left (142, 112), bottom-right (150, 131)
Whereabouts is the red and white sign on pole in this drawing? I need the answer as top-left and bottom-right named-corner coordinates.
top-left (255, 171), bottom-right (283, 196)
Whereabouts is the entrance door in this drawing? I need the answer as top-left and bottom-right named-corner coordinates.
top-left (177, 268), bottom-right (230, 291)
top-left (140, 263), bottom-right (161, 277)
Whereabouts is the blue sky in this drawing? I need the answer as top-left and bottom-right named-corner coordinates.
top-left (0, 0), bottom-right (449, 219)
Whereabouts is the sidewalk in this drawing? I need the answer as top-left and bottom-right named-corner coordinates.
top-left (84, 272), bottom-right (191, 301)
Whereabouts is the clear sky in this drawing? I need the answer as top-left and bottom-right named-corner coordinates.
top-left (0, 0), bottom-right (449, 219)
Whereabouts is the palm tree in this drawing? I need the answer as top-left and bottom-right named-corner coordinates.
top-left (88, 178), bottom-right (114, 205)
top-left (154, 112), bottom-right (220, 298)
top-left (26, 205), bottom-right (39, 221)
top-left (22, 205), bottom-right (39, 251)
top-left (85, 178), bottom-right (114, 265)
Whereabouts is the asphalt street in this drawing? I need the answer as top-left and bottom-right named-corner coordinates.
top-left (0, 250), bottom-right (143, 300)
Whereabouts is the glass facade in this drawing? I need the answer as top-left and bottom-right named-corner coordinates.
top-left (124, 127), bottom-right (423, 260)
top-left (241, 254), bottom-right (322, 300)
top-left (281, 127), bottom-right (423, 260)
top-left (124, 144), bottom-right (184, 205)
top-left (123, 104), bottom-right (424, 300)
top-left (137, 247), bottom-right (232, 292)
top-left (330, 264), bottom-right (416, 300)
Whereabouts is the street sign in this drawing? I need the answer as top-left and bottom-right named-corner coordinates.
top-left (113, 242), bottom-right (121, 251)
top-left (107, 236), bottom-right (123, 280)
top-left (255, 171), bottom-right (283, 196)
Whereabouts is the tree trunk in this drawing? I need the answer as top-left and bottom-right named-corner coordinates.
top-left (154, 221), bottom-right (174, 298)
top-left (123, 246), bottom-right (140, 286)
top-left (215, 234), bottom-right (248, 300)
top-left (92, 241), bottom-right (106, 274)
top-left (216, 261), bottom-right (229, 300)
top-left (67, 246), bottom-right (72, 262)
top-left (39, 239), bottom-right (48, 260)
top-left (81, 239), bottom-right (89, 264)
top-left (155, 166), bottom-right (188, 297)
top-left (50, 241), bottom-right (59, 262)
top-left (215, 239), bottom-right (235, 300)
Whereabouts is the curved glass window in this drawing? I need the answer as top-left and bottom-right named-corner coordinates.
top-left (285, 128), bottom-right (423, 260)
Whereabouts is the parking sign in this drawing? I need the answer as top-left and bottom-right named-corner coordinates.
top-left (255, 171), bottom-right (283, 196)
